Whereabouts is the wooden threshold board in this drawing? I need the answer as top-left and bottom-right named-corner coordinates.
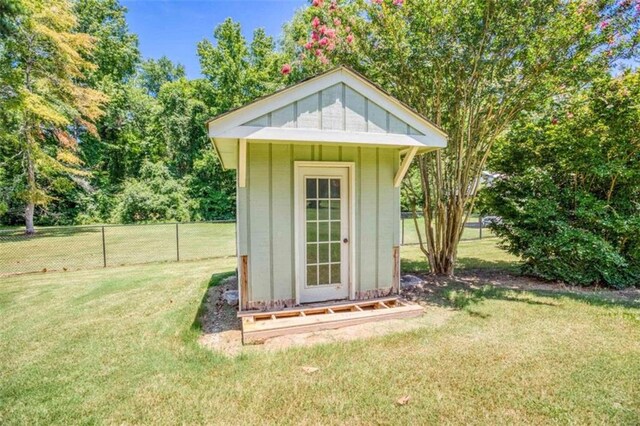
top-left (240, 297), bottom-right (424, 344)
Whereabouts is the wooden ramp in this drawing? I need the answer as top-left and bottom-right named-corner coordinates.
top-left (238, 297), bottom-right (424, 344)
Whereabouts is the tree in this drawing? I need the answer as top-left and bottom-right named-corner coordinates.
top-left (197, 18), bottom-right (287, 114)
top-left (480, 71), bottom-right (640, 287)
top-left (1, 0), bottom-right (108, 233)
top-left (74, 0), bottom-right (140, 83)
top-left (287, 0), bottom-right (640, 275)
top-left (138, 56), bottom-right (186, 97)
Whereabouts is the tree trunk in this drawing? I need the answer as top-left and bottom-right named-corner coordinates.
top-left (25, 202), bottom-right (35, 235)
top-left (415, 148), bottom-right (482, 277)
top-left (24, 133), bottom-right (36, 235)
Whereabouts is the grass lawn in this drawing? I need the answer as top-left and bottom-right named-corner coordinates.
top-left (0, 222), bottom-right (236, 275)
top-left (401, 215), bottom-right (493, 245)
top-left (1, 241), bottom-right (639, 424)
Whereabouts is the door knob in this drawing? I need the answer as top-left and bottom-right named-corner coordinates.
top-left (343, 238), bottom-right (349, 243)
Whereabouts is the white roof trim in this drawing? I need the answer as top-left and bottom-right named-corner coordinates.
top-left (214, 126), bottom-right (445, 149)
top-left (207, 67), bottom-right (447, 139)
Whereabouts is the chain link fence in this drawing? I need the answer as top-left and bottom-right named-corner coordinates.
top-left (0, 221), bottom-right (236, 276)
top-left (400, 212), bottom-right (494, 245)
top-left (0, 215), bottom-right (493, 276)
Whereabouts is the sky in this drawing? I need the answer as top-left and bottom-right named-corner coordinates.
top-left (122, 0), bottom-right (307, 79)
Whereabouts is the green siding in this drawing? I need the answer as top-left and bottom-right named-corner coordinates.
top-left (238, 142), bottom-right (400, 304)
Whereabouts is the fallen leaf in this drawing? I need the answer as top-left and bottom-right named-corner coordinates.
top-left (396, 395), bottom-right (411, 406)
top-left (301, 366), bottom-right (319, 374)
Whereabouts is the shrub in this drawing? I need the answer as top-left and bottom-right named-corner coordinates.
top-left (480, 73), bottom-right (640, 288)
top-left (111, 161), bottom-right (193, 223)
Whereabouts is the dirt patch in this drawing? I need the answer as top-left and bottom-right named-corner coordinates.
top-left (197, 275), bottom-right (453, 356)
top-left (198, 276), bottom-right (243, 356)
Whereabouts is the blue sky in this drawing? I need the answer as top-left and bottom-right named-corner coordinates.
top-left (122, 0), bottom-right (307, 79)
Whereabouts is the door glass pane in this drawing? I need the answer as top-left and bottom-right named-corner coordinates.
top-left (318, 200), bottom-right (329, 220)
top-left (306, 200), bottom-right (317, 220)
top-left (307, 265), bottom-right (318, 286)
top-left (330, 200), bottom-right (340, 220)
top-left (330, 243), bottom-right (340, 262)
top-left (318, 242), bottom-right (329, 263)
top-left (305, 175), bottom-right (342, 286)
top-left (318, 264), bottom-right (330, 284)
top-left (306, 243), bottom-right (317, 264)
top-left (318, 222), bottom-right (329, 241)
top-left (306, 222), bottom-right (317, 242)
top-left (318, 179), bottom-right (329, 198)
top-left (330, 264), bottom-right (341, 283)
top-left (330, 221), bottom-right (340, 241)
top-left (330, 179), bottom-right (340, 198)
top-left (306, 178), bottom-right (317, 198)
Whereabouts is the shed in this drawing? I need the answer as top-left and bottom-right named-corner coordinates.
top-left (207, 66), bottom-right (447, 312)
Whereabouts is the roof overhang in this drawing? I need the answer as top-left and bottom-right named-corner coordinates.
top-left (207, 66), bottom-right (448, 170)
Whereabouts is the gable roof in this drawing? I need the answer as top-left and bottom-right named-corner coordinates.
top-left (207, 66), bottom-right (447, 169)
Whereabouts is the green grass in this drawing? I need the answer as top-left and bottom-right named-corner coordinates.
top-left (1, 242), bottom-right (639, 424)
top-left (401, 215), bottom-right (493, 245)
top-left (401, 237), bottom-right (520, 273)
top-left (0, 222), bottom-right (236, 275)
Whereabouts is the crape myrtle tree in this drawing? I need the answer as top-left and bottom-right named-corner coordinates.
top-left (283, 0), bottom-right (640, 275)
top-left (1, 0), bottom-right (108, 234)
top-left (480, 72), bottom-right (640, 287)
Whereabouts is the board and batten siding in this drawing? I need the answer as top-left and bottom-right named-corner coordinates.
top-left (243, 83), bottom-right (423, 136)
top-left (237, 142), bottom-right (400, 306)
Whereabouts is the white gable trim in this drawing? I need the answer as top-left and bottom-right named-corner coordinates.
top-left (207, 67), bottom-right (446, 139)
top-left (214, 126), bottom-right (445, 149)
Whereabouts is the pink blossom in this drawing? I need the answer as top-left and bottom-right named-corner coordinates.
top-left (319, 24), bottom-right (327, 34)
top-left (320, 55), bottom-right (329, 65)
top-left (304, 41), bottom-right (314, 50)
top-left (345, 26), bottom-right (351, 32)
top-left (346, 34), bottom-right (354, 44)
top-left (325, 28), bottom-right (337, 38)
top-left (600, 20), bottom-right (610, 30)
top-left (372, 0), bottom-right (383, 4)
top-left (333, 18), bottom-right (341, 26)
top-left (326, 41), bottom-right (336, 51)
top-left (281, 64), bottom-right (292, 75)
top-left (329, 0), bottom-right (337, 10)
top-left (311, 31), bottom-right (320, 41)
top-left (315, 49), bottom-right (323, 57)
top-left (319, 37), bottom-right (329, 46)
top-left (311, 0), bottom-right (324, 6)
top-left (312, 16), bottom-right (321, 28)
top-left (393, 0), bottom-right (404, 5)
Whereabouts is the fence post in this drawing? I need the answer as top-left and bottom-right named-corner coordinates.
top-left (479, 216), bottom-right (483, 239)
top-left (401, 215), bottom-right (405, 245)
top-left (101, 226), bottom-right (107, 267)
top-left (176, 223), bottom-right (180, 261)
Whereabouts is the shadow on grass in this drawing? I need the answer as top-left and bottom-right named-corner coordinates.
top-left (415, 278), bottom-right (639, 314)
top-left (401, 257), bottom-right (520, 274)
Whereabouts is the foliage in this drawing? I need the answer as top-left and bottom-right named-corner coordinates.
top-left (138, 56), bottom-right (185, 97)
top-left (186, 151), bottom-right (236, 220)
top-left (286, 0), bottom-right (640, 275)
top-left (198, 18), bottom-right (288, 114)
top-left (0, 0), bottom-right (23, 36)
top-left (74, 0), bottom-right (140, 83)
top-left (480, 72), bottom-right (640, 287)
top-left (110, 161), bottom-right (193, 223)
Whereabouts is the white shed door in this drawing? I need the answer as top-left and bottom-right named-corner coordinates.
top-left (297, 165), bottom-right (350, 303)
